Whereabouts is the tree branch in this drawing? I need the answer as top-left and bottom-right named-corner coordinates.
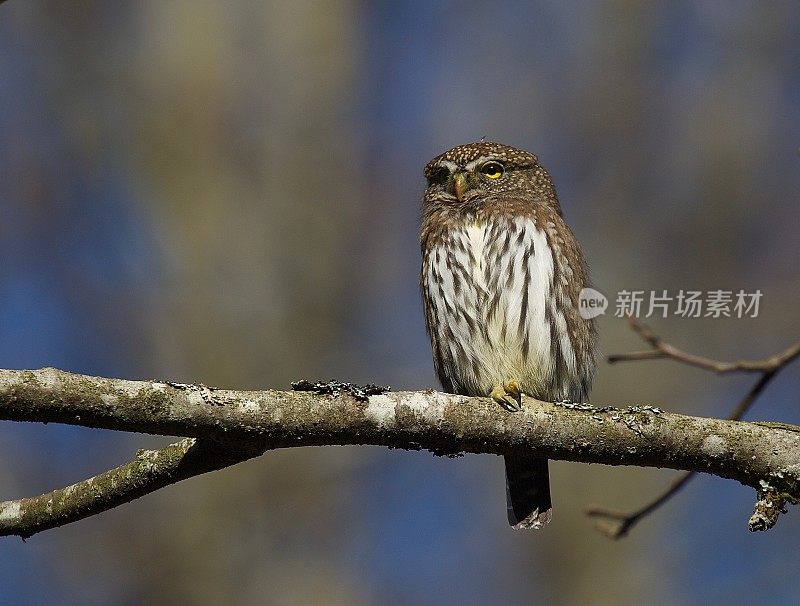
top-left (587, 317), bottom-right (800, 538)
top-left (0, 437), bottom-right (268, 539)
top-left (1, 367), bottom-right (799, 538)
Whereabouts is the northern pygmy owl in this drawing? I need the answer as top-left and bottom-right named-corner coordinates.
top-left (420, 142), bottom-right (597, 529)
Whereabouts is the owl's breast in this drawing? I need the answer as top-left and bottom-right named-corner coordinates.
top-left (422, 215), bottom-right (576, 399)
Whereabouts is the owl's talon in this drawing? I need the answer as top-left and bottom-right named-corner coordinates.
top-left (504, 379), bottom-right (521, 400)
top-left (491, 384), bottom-right (522, 412)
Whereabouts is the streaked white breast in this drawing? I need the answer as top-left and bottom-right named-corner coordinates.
top-left (423, 216), bottom-right (560, 397)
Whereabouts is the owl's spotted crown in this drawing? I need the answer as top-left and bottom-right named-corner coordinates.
top-left (424, 141), bottom-right (539, 177)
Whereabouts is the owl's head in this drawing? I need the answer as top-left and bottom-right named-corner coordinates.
top-left (423, 141), bottom-right (561, 215)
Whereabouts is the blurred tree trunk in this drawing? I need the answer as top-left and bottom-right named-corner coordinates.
top-left (129, 2), bottom-right (365, 604)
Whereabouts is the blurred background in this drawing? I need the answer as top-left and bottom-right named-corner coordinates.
top-left (1, 1), bottom-right (799, 604)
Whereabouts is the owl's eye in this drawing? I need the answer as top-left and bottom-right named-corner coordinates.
top-left (427, 167), bottom-right (450, 185)
top-left (480, 161), bottom-right (504, 179)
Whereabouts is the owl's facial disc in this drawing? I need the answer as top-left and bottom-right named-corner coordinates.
top-left (425, 154), bottom-right (510, 202)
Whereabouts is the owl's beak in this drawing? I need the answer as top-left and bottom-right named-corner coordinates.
top-left (453, 172), bottom-right (469, 200)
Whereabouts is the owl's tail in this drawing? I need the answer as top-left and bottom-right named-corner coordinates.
top-left (504, 455), bottom-right (552, 529)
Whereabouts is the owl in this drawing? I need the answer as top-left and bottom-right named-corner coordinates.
top-left (420, 142), bottom-right (597, 529)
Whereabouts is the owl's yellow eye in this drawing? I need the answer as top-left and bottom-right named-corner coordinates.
top-left (480, 161), bottom-right (504, 179)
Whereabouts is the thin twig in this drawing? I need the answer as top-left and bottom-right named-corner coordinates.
top-left (608, 316), bottom-right (800, 374)
top-left (587, 319), bottom-right (800, 538)
top-left (586, 471), bottom-right (696, 539)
